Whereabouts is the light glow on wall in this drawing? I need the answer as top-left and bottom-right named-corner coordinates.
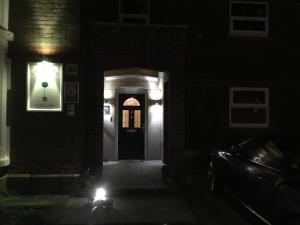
top-left (148, 89), bottom-right (162, 100)
top-left (104, 89), bottom-right (114, 100)
top-left (149, 103), bottom-right (163, 122)
top-left (0, 156), bottom-right (10, 167)
top-left (27, 61), bottom-right (63, 111)
top-left (34, 45), bottom-right (60, 55)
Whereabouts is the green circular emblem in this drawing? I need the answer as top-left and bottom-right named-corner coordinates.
top-left (42, 82), bottom-right (48, 88)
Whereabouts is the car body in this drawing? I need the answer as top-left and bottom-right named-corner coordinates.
top-left (208, 135), bottom-right (300, 225)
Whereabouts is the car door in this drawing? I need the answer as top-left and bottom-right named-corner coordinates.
top-left (215, 150), bottom-right (249, 199)
top-left (228, 153), bottom-right (260, 207)
top-left (242, 145), bottom-right (283, 223)
top-left (218, 145), bottom-right (270, 210)
top-left (249, 165), bottom-right (281, 224)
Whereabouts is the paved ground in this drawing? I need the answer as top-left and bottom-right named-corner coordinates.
top-left (57, 193), bottom-right (198, 225)
top-left (0, 160), bottom-right (264, 225)
top-left (100, 160), bottom-right (169, 190)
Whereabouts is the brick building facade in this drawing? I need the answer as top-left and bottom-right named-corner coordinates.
top-left (3, 0), bottom-right (300, 192)
top-left (7, 0), bottom-right (82, 192)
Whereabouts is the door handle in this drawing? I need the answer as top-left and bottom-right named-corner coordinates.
top-left (256, 175), bottom-right (264, 180)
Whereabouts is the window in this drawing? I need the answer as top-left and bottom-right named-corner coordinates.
top-left (122, 110), bottom-right (129, 128)
top-left (230, 0), bottom-right (268, 37)
top-left (229, 87), bottom-right (269, 128)
top-left (123, 97), bottom-right (140, 106)
top-left (119, 0), bottom-right (150, 24)
top-left (134, 110), bottom-right (141, 128)
top-left (245, 141), bottom-right (294, 170)
top-left (241, 136), bottom-right (298, 170)
top-left (0, 0), bottom-right (9, 29)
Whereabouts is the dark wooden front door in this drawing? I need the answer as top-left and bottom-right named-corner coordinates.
top-left (118, 94), bottom-right (145, 160)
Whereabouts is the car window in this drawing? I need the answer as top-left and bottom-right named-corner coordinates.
top-left (245, 141), bottom-right (293, 170)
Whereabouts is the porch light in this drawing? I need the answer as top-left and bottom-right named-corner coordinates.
top-left (104, 90), bottom-right (114, 101)
top-left (149, 89), bottom-right (162, 101)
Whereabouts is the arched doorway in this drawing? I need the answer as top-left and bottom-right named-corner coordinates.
top-left (102, 68), bottom-right (165, 161)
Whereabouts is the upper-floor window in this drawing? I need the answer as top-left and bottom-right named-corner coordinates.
top-left (0, 0), bottom-right (9, 29)
top-left (229, 87), bottom-right (269, 128)
top-left (230, 0), bottom-right (268, 38)
top-left (119, 0), bottom-right (150, 24)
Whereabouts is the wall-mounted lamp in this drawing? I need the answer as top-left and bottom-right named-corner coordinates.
top-left (149, 90), bottom-right (162, 101)
top-left (104, 90), bottom-right (114, 102)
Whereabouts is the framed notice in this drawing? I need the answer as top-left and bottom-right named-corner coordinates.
top-left (27, 61), bottom-right (63, 111)
top-left (64, 82), bottom-right (79, 103)
top-left (104, 105), bottom-right (110, 115)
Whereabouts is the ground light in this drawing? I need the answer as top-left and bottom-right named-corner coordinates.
top-left (89, 187), bottom-right (113, 210)
top-left (94, 188), bottom-right (107, 202)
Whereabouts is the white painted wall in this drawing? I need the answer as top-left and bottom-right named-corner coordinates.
top-left (0, 0), bottom-right (9, 30)
top-left (103, 99), bottom-right (116, 161)
top-left (0, 0), bottom-right (13, 167)
top-left (103, 74), bottom-right (164, 161)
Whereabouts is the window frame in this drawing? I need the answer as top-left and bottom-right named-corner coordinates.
top-left (229, 87), bottom-right (269, 128)
top-left (119, 0), bottom-right (150, 25)
top-left (229, 0), bottom-right (269, 38)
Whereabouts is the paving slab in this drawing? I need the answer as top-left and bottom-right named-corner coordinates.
top-left (100, 160), bottom-right (169, 190)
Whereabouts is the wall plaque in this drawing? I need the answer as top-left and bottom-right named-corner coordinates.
top-left (64, 82), bottom-right (79, 103)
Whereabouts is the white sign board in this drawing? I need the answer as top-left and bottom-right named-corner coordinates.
top-left (27, 61), bottom-right (63, 111)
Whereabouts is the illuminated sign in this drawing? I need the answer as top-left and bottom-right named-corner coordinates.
top-left (27, 61), bottom-right (63, 111)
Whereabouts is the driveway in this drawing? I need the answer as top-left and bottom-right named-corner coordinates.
top-left (0, 160), bottom-right (264, 225)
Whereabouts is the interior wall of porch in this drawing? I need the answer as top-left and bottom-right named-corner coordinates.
top-left (103, 74), bottom-right (164, 161)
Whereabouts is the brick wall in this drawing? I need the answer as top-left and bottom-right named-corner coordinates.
top-left (8, 0), bottom-right (82, 176)
top-left (9, 0), bottom-right (80, 54)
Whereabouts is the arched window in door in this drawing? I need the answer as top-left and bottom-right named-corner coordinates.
top-left (123, 97), bottom-right (140, 106)
top-left (122, 97), bottom-right (141, 128)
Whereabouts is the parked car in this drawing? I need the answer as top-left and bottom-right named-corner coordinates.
top-left (208, 135), bottom-right (300, 225)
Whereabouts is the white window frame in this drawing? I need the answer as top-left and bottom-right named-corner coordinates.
top-left (229, 87), bottom-right (269, 128)
top-left (119, 0), bottom-right (150, 25)
top-left (229, 0), bottom-right (269, 37)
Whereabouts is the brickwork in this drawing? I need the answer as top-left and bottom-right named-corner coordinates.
top-left (9, 0), bottom-right (80, 54)
top-left (164, 69), bottom-right (186, 181)
top-left (8, 0), bottom-right (81, 182)
top-left (85, 61), bottom-right (104, 177)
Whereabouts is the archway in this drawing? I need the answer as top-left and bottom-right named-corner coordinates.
top-left (102, 68), bottom-right (166, 162)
